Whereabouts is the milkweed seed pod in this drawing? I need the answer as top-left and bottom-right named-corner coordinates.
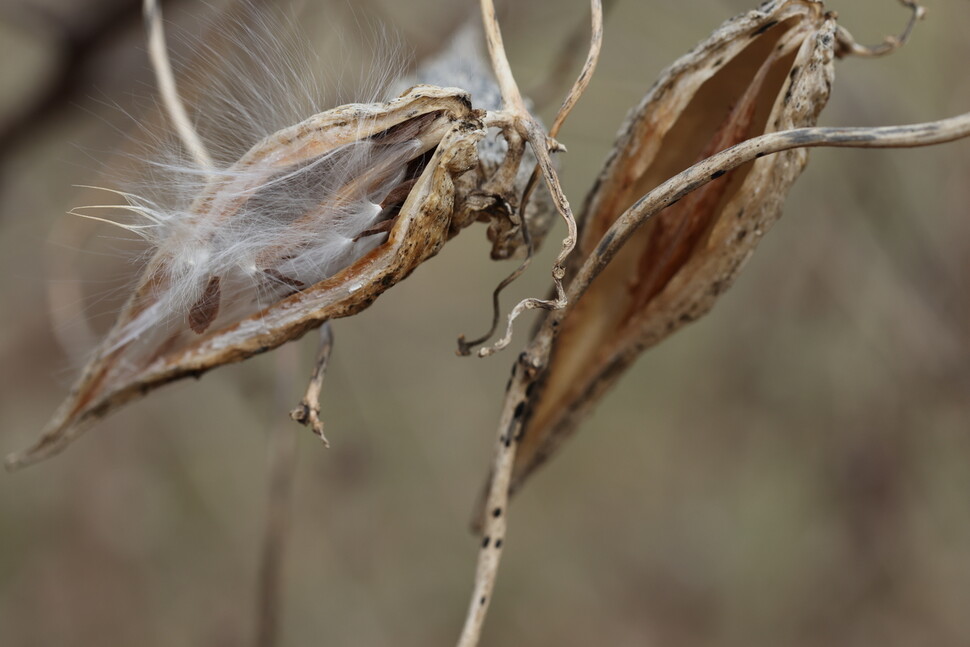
top-left (507, 0), bottom-right (838, 493)
top-left (9, 86), bottom-right (485, 469)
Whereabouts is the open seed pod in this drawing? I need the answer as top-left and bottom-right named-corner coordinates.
top-left (8, 86), bottom-right (484, 469)
top-left (507, 1), bottom-right (838, 493)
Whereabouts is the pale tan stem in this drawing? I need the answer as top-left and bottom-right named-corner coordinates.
top-left (478, 0), bottom-right (527, 115)
top-left (549, 0), bottom-right (604, 138)
top-left (529, 0), bottom-right (615, 110)
top-left (143, 0), bottom-right (213, 169)
top-left (456, 351), bottom-right (539, 647)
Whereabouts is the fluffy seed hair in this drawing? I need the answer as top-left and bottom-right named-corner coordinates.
top-left (74, 2), bottom-right (421, 376)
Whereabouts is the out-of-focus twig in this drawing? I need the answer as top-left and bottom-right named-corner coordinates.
top-left (143, 0), bottom-right (213, 169)
top-left (0, 0), bottom-right (140, 160)
top-left (254, 342), bottom-right (303, 647)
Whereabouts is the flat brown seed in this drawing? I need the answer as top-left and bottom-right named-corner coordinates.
top-left (188, 276), bottom-right (222, 333)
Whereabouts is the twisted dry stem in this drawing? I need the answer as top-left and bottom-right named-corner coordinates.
top-left (455, 0), bottom-right (603, 357)
top-left (463, 0), bottom-right (608, 359)
top-left (458, 111), bottom-right (970, 646)
top-left (290, 324), bottom-right (336, 446)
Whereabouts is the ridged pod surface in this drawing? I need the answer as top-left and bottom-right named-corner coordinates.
top-left (509, 1), bottom-right (838, 493)
top-left (11, 86), bottom-right (484, 468)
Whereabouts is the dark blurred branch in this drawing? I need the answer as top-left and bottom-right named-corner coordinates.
top-left (0, 0), bottom-right (143, 160)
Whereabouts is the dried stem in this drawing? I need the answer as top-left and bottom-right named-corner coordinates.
top-left (143, 0), bottom-right (213, 169)
top-left (455, 351), bottom-right (537, 647)
top-left (479, 0), bottom-right (527, 115)
top-left (289, 324), bottom-right (335, 447)
top-left (253, 344), bottom-right (301, 647)
top-left (475, 118), bottom-right (574, 358)
top-left (455, 4), bottom-right (603, 646)
top-left (547, 0), bottom-right (604, 138)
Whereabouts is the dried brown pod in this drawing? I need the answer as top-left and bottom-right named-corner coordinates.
top-left (507, 0), bottom-right (838, 493)
top-left (7, 87), bottom-right (485, 469)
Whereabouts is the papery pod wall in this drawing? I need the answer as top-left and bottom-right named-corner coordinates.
top-left (510, 0), bottom-right (837, 492)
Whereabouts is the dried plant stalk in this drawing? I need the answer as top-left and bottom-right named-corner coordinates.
top-left (455, 3), bottom-right (603, 646)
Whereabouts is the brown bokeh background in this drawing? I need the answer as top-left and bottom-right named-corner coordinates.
top-left (1, 1), bottom-right (968, 645)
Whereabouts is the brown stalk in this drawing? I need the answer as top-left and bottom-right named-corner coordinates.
top-left (455, 2), bottom-right (602, 646)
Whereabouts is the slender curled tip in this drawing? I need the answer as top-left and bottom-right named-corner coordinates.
top-left (835, 0), bottom-right (926, 58)
top-left (5, 439), bottom-right (58, 471)
top-left (476, 290), bottom-right (568, 358)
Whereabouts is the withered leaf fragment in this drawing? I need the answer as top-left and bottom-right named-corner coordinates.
top-left (508, 0), bottom-right (837, 493)
top-left (8, 86), bottom-right (485, 469)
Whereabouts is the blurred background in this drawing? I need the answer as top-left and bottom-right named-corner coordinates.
top-left (1, 0), bottom-right (968, 645)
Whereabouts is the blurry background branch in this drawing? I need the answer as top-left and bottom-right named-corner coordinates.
top-left (0, 0), bottom-right (142, 159)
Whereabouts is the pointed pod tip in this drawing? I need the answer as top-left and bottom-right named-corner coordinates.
top-left (4, 414), bottom-right (84, 472)
top-left (4, 453), bottom-right (22, 472)
top-left (4, 448), bottom-right (37, 472)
